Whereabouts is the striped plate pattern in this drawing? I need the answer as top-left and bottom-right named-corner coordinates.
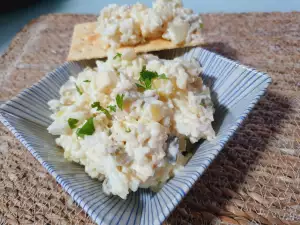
top-left (0, 47), bottom-right (271, 225)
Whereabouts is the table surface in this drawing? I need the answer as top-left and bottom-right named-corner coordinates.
top-left (1, 12), bottom-right (300, 225)
top-left (1, 0), bottom-right (300, 54)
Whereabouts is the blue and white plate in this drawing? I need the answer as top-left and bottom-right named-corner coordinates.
top-left (0, 47), bottom-right (271, 225)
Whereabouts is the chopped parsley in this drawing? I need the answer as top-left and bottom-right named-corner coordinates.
top-left (158, 74), bottom-right (168, 79)
top-left (113, 53), bottom-right (122, 60)
top-left (91, 101), bottom-right (101, 110)
top-left (116, 94), bottom-right (124, 110)
top-left (135, 83), bottom-right (146, 89)
top-left (108, 105), bottom-right (116, 112)
top-left (140, 66), bottom-right (158, 89)
top-left (136, 66), bottom-right (168, 90)
top-left (199, 99), bottom-right (206, 107)
top-left (75, 83), bottom-right (83, 95)
top-left (125, 127), bottom-right (131, 133)
top-left (91, 102), bottom-right (111, 118)
top-left (83, 80), bottom-right (91, 83)
top-left (76, 117), bottom-right (95, 138)
top-left (68, 118), bottom-right (79, 129)
top-left (200, 23), bottom-right (204, 29)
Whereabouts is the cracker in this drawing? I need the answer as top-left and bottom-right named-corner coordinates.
top-left (67, 22), bottom-right (204, 61)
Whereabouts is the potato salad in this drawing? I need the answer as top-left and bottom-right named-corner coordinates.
top-left (97, 0), bottom-right (204, 48)
top-left (47, 49), bottom-right (215, 199)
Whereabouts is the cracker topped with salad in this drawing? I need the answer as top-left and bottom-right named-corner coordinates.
top-left (68, 0), bottom-right (205, 61)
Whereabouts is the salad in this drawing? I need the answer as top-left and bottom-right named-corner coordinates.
top-left (48, 49), bottom-right (215, 199)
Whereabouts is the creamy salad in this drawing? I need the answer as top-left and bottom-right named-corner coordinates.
top-left (48, 49), bottom-right (215, 199)
top-left (97, 0), bottom-right (204, 48)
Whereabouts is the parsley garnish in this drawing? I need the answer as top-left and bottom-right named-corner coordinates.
top-left (158, 74), bottom-right (168, 79)
top-left (136, 66), bottom-right (168, 90)
top-left (135, 83), bottom-right (146, 89)
top-left (125, 127), bottom-right (131, 133)
top-left (140, 66), bottom-right (158, 89)
top-left (108, 105), bottom-right (116, 112)
top-left (91, 102), bottom-right (111, 118)
top-left (200, 23), bottom-right (204, 29)
top-left (68, 118), bottom-right (79, 129)
top-left (199, 99), bottom-right (206, 107)
top-left (91, 102), bottom-right (101, 110)
top-left (75, 83), bottom-right (83, 95)
top-left (76, 117), bottom-right (95, 138)
top-left (113, 53), bottom-right (122, 59)
top-left (83, 80), bottom-right (91, 83)
top-left (116, 94), bottom-right (124, 110)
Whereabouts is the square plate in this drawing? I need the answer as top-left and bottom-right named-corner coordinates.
top-left (0, 47), bottom-right (271, 225)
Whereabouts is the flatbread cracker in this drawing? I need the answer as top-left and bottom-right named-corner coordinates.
top-left (67, 22), bottom-right (204, 61)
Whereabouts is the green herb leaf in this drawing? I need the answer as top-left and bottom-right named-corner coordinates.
top-left (83, 80), bottom-right (91, 83)
top-left (113, 53), bottom-right (122, 60)
top-left (199, 99), bottom-right (206, 107)
top-left (68, 118), bottom-right (79, 129)
top-left (116, 94), bottom-right (124, 110)
top-left (91, 102), bottom-right (111, 118)
top-left (136, 66), bottom-right (167, 90)
top-left (102, 109), bottom-right (111, 118)
top-left (75, 83), bottom-right (83, 95)
top-left (76, 117), bottom-right (95, 137)
top-left (140, 66), bottom-right (158, 82)
top-left (158, 74), bottom-right (168, 79)
top-left (135, 83), bottom-right (146, 89)
top-left (125, 127), bottom-right (131, 133)
top-left (144, 78), bottom-right (152, 89)
top-left (108, 105), bottom-right (116, 112)
top-left (91, 102), bottom-right (101, 110)
top-left (200, 23), bottom-right (204, 29)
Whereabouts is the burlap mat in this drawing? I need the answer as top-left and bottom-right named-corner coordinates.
top-left (0, 13), bottom-right (300, 225)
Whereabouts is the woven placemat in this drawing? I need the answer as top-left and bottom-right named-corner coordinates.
top-left (0, 13), bottom-right (300, 225)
